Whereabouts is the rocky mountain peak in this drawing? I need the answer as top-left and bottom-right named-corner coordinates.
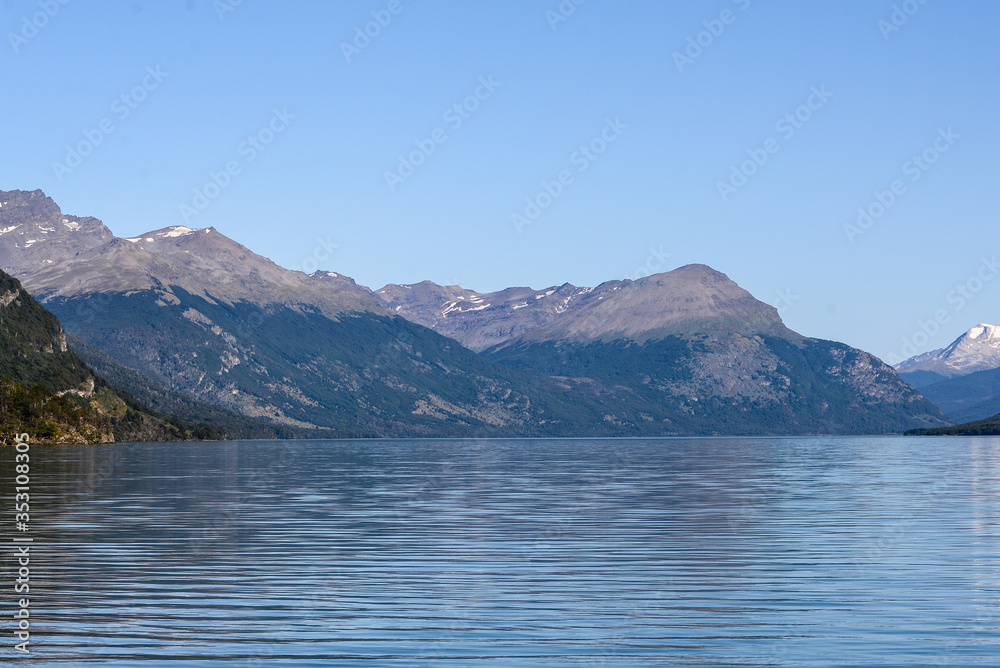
top-left (1, 191), bottom-right (383, 318)
top-left (375, 263), bottom-right (793, 351)
top-left (514, 264), bottom-right (791, 346)
top-left (0, 189), bottom-right (115, 275)
top-left (896, 322), bottom-right (1000, 378)
top-left (964, 323), bottom-right (1000, 342)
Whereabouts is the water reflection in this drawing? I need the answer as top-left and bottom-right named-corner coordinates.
top-left (1, 436), bottom-right (998, 666)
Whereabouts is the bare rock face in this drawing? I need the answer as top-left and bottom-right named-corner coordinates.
top-left (0, 189), bottom-right (114, 276)
top-left (511, 265), bottom-right (795, 346)
top-left (896, 324), bottom-right (1000, 379)
top-left (375, 280), bottom-right (599, 351)
top-left (0, 190), bottom-right (384, 319)
top-left (376, 265), bottom-right (795, 351)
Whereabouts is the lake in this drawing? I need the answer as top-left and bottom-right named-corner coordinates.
top-left (3, 436), bottom-right (1000, 666)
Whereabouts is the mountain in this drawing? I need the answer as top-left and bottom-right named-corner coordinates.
top-left (375, 265), bottom-right (790, 351)
top-left (0, 189), bottom-right (114, 277)
top-left (375, 281), bottom-right (604, 352)
top-left (45, 287), bottom-right (602, 436)
top-left (2, 190), bottom-right (601, 437)
top-left (2, 189), bottom-right (948, 436)
top-left (22, 227), bottom-right (380, 318)
top-left (896, 324), bottom-right (1000, 382)
top-left (907, 366), bottom-right (1000, 424)
top-left (381, 266), bottom-right (948, 434)
top-left (893, 324), bottom-right (1000, 423)
top-left (0, 268), bottom-right (224, 443)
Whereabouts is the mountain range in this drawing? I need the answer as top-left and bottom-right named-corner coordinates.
top-left (1, 188), bottom-right (949, 440)
top-left (895, 324), bottom-right (1000, 423)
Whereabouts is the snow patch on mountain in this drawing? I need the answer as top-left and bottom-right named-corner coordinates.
top-left (160, 226), bottom-right (196, 238)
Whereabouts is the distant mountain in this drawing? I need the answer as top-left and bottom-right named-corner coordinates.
top-left (895, 369), bottom-right (951, 390)
top-left (381, 266), bottom-right (948, 434)
top-left (3, 189), bottom-right (949, 436)
top-left (375, 280), bottom-right (597, 352)
top-left (894, 324), bottom-right (1000, 423)
top-left (0, 268), bottom-right (220, 443)
top-left (46, 286), bottom-right (601, 437)
top-left (896, 324), bottom-right (1000, 381)
top-left (375, 265), bottom-right (790, 351)
top-left (909, 365), bottom-right (1000, 424)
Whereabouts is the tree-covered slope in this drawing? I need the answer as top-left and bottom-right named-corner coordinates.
top-left (66, 333), bottom-right (317, 440)
top-left (44, 288), bottom-right (610, 437)
top-left (485, 334), bottom-right (947, 435)
top-left (908, 366), bottom-right (1000, 424)
top-left (0, 269), bottom-right (220, 443)
top-left (907, 412), bottom-right (1000, 436)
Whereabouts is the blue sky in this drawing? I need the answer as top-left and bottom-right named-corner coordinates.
top-left (3, 0), bottom-right (998, 363)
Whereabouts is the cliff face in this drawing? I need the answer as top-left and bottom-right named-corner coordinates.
top-left (0, 189), bottom-right (114, 277)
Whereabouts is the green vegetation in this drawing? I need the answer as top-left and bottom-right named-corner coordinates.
top-left (1, 269), bottom-right (225, 444)
top-left (906, 414), bottom-right (1000, 436)
top-left (0, 377), bottom-right (227, 444)
top-left (0, 271), bottom-right (92, 393)
top-left (0, 379), bottom-right (111, 444)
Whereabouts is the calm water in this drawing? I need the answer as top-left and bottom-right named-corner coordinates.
top-left (2, 437), bottom-right (1000, 667)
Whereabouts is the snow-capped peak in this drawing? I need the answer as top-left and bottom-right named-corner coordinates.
top-left (897, 322), bottom-right (1000, 377)
top-left (966, 323), bottom-right (1000, 341)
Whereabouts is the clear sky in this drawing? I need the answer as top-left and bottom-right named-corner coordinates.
top-left (3, 0), bottom-right (998, 364)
